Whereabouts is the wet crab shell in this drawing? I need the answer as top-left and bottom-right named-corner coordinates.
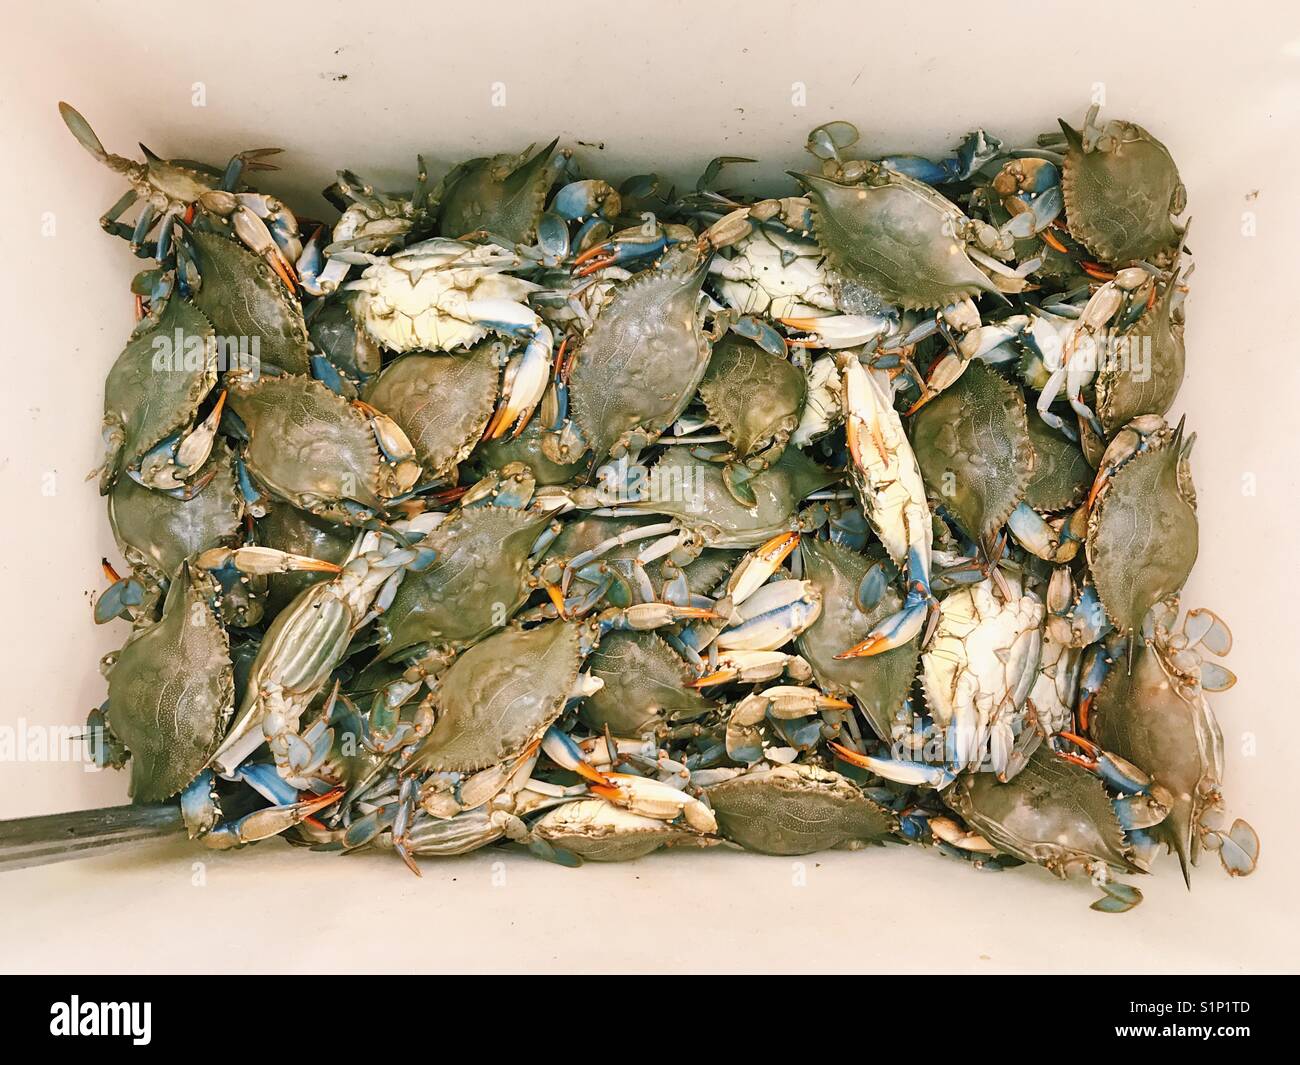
top-left (438, 140), bottom-right (560, 246)
top-left (532, 799), bottom-right (711, 862)
top-left (1095, 279), bottom-right (1185, 435)
top-left (408, 621), bottom-right (583, 775)
top-left (1090, 634), bottom-right (1224, 881)
top-left (794, 538), bottom-right (920, 741)
top-left (1023, 416), bottom-right (1091, 513)
top-left (568, 245), bottom-right (713, 465)
top-left (101, 293), bottom-right (217, 492)
top-left (579, 630), bottom-right (714, 734)
top-left (698, 334), bottom-right (806, 469)
top-left (616, 446), bottom-right (836, 549)
top-left (186, 229), bottom-right (310, 375)
top-left (108, 442), bottom-right (244, 582)
top-left (910, 361), bottom-right (1034, 541)
top-left (362, 340), bottom-right (503, 480)
top-left (226, 373), bottom-right (387, 519)
top-left (105, 565), bottom-right (234, 802)
top-left (1060, 117), bottom-right (1185, 265)
top-left (944, 746), bottom-right (1140, 877)
top-left (471, 412), bottom-right (589, 485)
top-left (1087, 432), bottom-right (1198, 635)
top-left (255, 500), bottom-right (355, 618)
top-left (376, 504), bottom-right (555, 661)
top-left (795, 169), bottom-right (999, 309)
top-left (705, 763), bottom-right (897, 855)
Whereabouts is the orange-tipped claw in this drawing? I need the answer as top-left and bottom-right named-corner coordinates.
top-left (903, 390), bottom-right (937, 417)
top-left (1040, 228), bottom-right (1069, 254)
top-left (480, 401), bottom-right (515, 441)
top-left (757, 530), bottom-right (800, 566)
top-left (1076, 693), bottom-right (1094, 732)
top-left (570, 761), bottom-right (613, 787)
top-left (834, 634), bottom-right (889, 659)
top-left (268, 251), bottom-right (298, 292)
top-left (544, 582), bottom-right (568, 619)
top-left (819, 695), bottom-right (854, 711)
top-left (1081, 261), bottom-right (1116, 281)
top-left (686, 669), bottom-right (736, 689)
top-left (828, 740), bottom-right (872, 769)
top-left (101, 558), bottom-right (122, 583)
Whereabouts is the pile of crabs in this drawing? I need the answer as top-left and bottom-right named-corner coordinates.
top-left (67, 99), bottom-right (1257, 911)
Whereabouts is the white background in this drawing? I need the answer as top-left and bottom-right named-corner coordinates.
top-left (0, 0), bottom-right (1297, 973)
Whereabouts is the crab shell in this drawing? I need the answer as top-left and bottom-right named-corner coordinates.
top-left (568, 243), bottom-right (714, 465)
top-left (618, 445), bottom-right (836, 550)
top-left (227, 372), bottom-right (388, 520)
top-left (101, 292), bottom-right (217, 493)
top-left (438, 140), bottom-right (560, 246)
top-left (472, 411), bottom-right (589, 485)
top-left (105, 565), bottom-right (233, 802)
top-left (376, 504), bottom-right (555, 661)
top-left (579, 630), bottom-right (713, 734)
top-left (186, 229), bottom-right (310, 375)
top-left (532, 798), bottom-right (711, 862)
top-left (255, 500), bottom-right (355, 618)
top-left (1090, 633), bottom-right (1224, 882)
top-left (108, 444), bottom-right (244, 583)
top-left (795, 169), bottom-right (999, 309)
top-left (363, 340), bottom-right (503, 480)
top-left (795, 538), bottom-right (920, 741)
top-left (944, 746), bottom-right (1141, 878)
top-left (705, 763), bottom-right (897, 855)
top-left (1023, 416), bottom-right (1091, 513)
top-left (910, 360), bottom-right (1034, 542)
top-left (1060, 116), bottom-right (1185, 265)
top-left (1087, 428), bottom-right (1197, 635)
top-left (1095, 278), bottom-right (1185, 435)
top-left (408, 621), bottom-right (583, 775)
top-left (698, 334), bottom-right (806, 470)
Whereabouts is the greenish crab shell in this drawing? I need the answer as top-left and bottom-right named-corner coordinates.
top-left (795, 537), bottom-right (920, 741)
top-left (376, 504), bottom-right (555, 661)
top-left (1096, 280), bottom-right (1185, 435)
top-left (108, 445), bottom-right (244, 583)
top-left (1023, 416), bottom-right (1091, 513)
top-left (409, 621), bottom-right (583, 775)
top-left (186, 228), bottom-right (310, 375)
top-left (796, 169), bottom-right (999, 309)
top-left (106, 565), bottom-right (233, 802)
top-left (438, 140), bottom-right (560, 246)
top-left (578, 630), bottom-right (713, 734)
top-left (944, 746), bottom-right (1139, 877)
top-left (1087, 432), bottom-right (1198, 634)
top-left (568, 244), bottom-right (713, 466)
top-left (1090, 634), bottom-right (1224, 879)
top-left (910, 361), bottom-right (1033, 541)
top-left (363, 340), bottom-right (503, 480)
top-left (255, 500), bottom-right (355, 618)
top-left (532, 799), bottom-right (709, 862)
top-left (698, 334), bottom-right (806, 468)
top-left (101, 292), bottom-right (217, 492)
top-left (706, 763), bottom-right (897, 855)
top-left (227, 372), bottom-right (385, 520)
top-left (472, 412), bottom-right (589, 485)
top-left (617, 446), bottom-right (837, 549)
top-left (1060, 118), bottom-right (1185, 265)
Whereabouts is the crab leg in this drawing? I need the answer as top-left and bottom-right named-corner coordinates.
top-left (836, 356), bottom-right (933, 657)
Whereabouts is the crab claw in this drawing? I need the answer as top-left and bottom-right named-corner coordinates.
top-left (200, 190), bottom-right (298, 291)
top-left (725, 531), bottom-right (799, 606)
top-left (197, 545), bottom-right (343, 576)
top-left (572, 232), bottom-right (671, 277)
top-left (205, 787), bottom-right (344, 849)
top-left (828, 742), bottom-right (955, 789)
top-left (540, 726), bottom-right (612, 787)
top-left (781, 313), bottom-right (893, 350)
top-left (835, 591), bottom-right (928, 658)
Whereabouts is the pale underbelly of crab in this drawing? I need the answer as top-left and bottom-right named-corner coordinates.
top-left (922, 580), bottom-right (1044, 766)
top-left (352, 267), bottom-right (537, 353)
